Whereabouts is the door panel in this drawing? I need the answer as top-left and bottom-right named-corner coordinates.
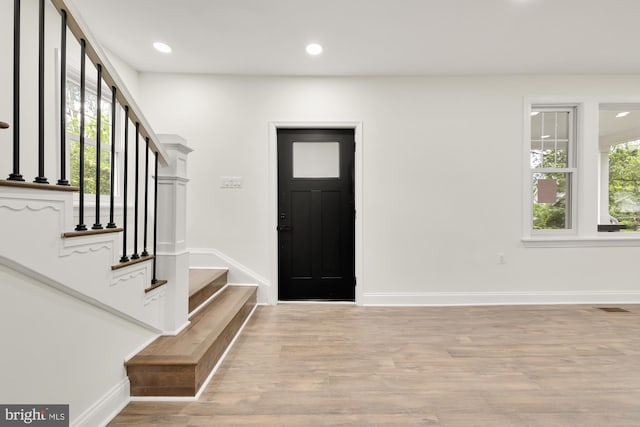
top-left (321, 191), bottom-right (341, 276)
top-left (278, 129), bottom-right (355, 301)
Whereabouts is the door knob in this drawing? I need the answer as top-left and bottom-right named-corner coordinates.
top-left (0, 121), bottom-right (9, 129)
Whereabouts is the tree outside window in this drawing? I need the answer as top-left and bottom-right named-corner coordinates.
top-left (66, 79), bottom-right (112, 196)
top-left (608, 140), bottom-right (640, 230)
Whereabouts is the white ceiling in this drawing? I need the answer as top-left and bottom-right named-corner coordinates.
top-left (71, 0), bottom-right (640, 76)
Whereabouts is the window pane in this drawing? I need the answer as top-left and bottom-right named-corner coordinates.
top-left (66, 76), bottom-right (113, 197)
top-left (608, 140), bottom-right (640, 231)
top-left (530, 110), bottom-right (570, 168)
top-left (293, 142), bottom-right (340, 178)
top-left (532, 172), bottom-right (571, 229)
top-left (70, 141), bottom-right (111, 196)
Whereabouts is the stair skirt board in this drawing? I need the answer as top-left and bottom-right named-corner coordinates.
top-left (130, 303), bottom-right (257, 402)
top-left (189, 284), bottom-right (229, 319)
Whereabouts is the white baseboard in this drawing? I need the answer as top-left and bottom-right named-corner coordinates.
top-left (362, 291), bottom-right (640, 306)
top-left (72, 378), bottom-right (130, 427)
top-left (189, 248), bottom-right (270, 304)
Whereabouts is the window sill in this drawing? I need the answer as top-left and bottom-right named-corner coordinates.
top-left (523, 234), bottom-right (640, 248)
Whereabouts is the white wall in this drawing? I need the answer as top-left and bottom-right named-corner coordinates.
top-left (98, 74), bottom-right (640, 304)
top-left (103, 48), bottom-right (140, 102)
top-left (0, 263), bottom-right (157, 425)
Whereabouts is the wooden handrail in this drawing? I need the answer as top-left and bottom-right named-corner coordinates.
top-left (0, 121), bottom-right (9, 129)
top-left (48, 0), bottom-right (168, 166)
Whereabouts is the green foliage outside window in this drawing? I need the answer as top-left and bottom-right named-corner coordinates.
top-left (608, 141), bottom-right (640, 231)
top-left (66, 80), bottom-right (112, 195)
top-left (532, 149), bottom-right (569, 230)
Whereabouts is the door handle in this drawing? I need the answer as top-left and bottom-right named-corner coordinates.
top-left (0, 121), bottom-right (9, 129)
top-left (277, 225), bottom-right (293, 232)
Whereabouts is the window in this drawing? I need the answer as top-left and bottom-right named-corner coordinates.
top-left (65, 69), bottom-right (115, 196)
top-left (599, 104), bottom-right (640, 232)
top-left (530, 107), bottom-right (577, 231)
top-left (524, 99), bottom-right (640, 247)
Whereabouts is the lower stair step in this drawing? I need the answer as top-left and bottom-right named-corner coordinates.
top-left (126, 285), bottom-right (257, 397)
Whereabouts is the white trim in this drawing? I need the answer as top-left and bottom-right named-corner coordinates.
top-left (268, 121), bottom-right (364, 306)
top-left (130, 304), bottom-right (258, 402)
top-left (362, 291), bottom-right (640, 306)
top-left (278, 300), bottom-right (356, 305)
top-left (72, 378), bottom-right (130, 427)
top-left (189, 248), bottom-right (269, 304)
top-left (522, 236), bottom-right (640, 247)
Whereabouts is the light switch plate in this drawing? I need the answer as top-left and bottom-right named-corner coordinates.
top-left (220, 176), bottom-right (243, 189)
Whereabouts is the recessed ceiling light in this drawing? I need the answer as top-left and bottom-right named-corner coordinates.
top-left (153, 42), bottom-right (172, 54)
top-left (530, 111), bottom-right (540, 116)
top-left (541, 135), bottom-right (551, 139)
top-left (306, 43), bottom-right (323, 56)
top-left (616, 111), bottom-right (631, 118)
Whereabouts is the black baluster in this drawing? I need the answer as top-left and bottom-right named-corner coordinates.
top-left (34, 0), bottom-right (48, 184)
top-left (131, 123), bottom-right (140, 260)
top-left (152, 151), bottom-right (159, 284)
top-left (92, 64), bottom-right (103, 229)
top-left (141, 137), bottom-right (150, 257)
top-left (57, 9), bottom-right (69, 186)
top-left (8, 0), bottom-right (23, 181)
top-left (106, 87), bottom-right (117, 228)
top-left (120, 106), bottom-right (130, 263)
top-left (75, 39), bottom-right (87, 231)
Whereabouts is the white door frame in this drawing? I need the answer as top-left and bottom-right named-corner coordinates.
top-left (268, 121), bottom-right (364, 305)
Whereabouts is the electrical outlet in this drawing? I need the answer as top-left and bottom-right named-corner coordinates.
top-left (498, 252), bottom-right (505, 264)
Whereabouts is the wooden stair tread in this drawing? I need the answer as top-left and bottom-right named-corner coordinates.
top-left (127, 286), bottom-right (255, 366)
top-left (189, 268), bottom-right (227, 295)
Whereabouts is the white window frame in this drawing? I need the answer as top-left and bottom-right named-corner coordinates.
top-left (528, 105), bottom-right (578, 234)
top-left (522, 97), bottom-right (640, 247)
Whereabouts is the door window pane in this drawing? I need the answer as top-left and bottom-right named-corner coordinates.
top-left (293, 142), bottom-right (340, 178)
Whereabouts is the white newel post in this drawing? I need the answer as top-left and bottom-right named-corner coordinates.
top-left (156, 134), bottom-right (194, 334)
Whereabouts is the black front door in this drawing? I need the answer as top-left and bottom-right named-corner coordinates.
top-left (277, 129), bottom-right (355, 301)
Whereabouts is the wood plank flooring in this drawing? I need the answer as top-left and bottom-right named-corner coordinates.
top-left (110, 304), bottom-right (640, 426)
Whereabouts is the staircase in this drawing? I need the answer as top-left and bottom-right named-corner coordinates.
top-left (0, 0), bottom-right (261, 421)
top-left (125, 268), bottom-right (257, 397)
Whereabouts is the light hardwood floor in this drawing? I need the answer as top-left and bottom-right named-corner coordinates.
top-left (109, 304), bottom-right (640, 426)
